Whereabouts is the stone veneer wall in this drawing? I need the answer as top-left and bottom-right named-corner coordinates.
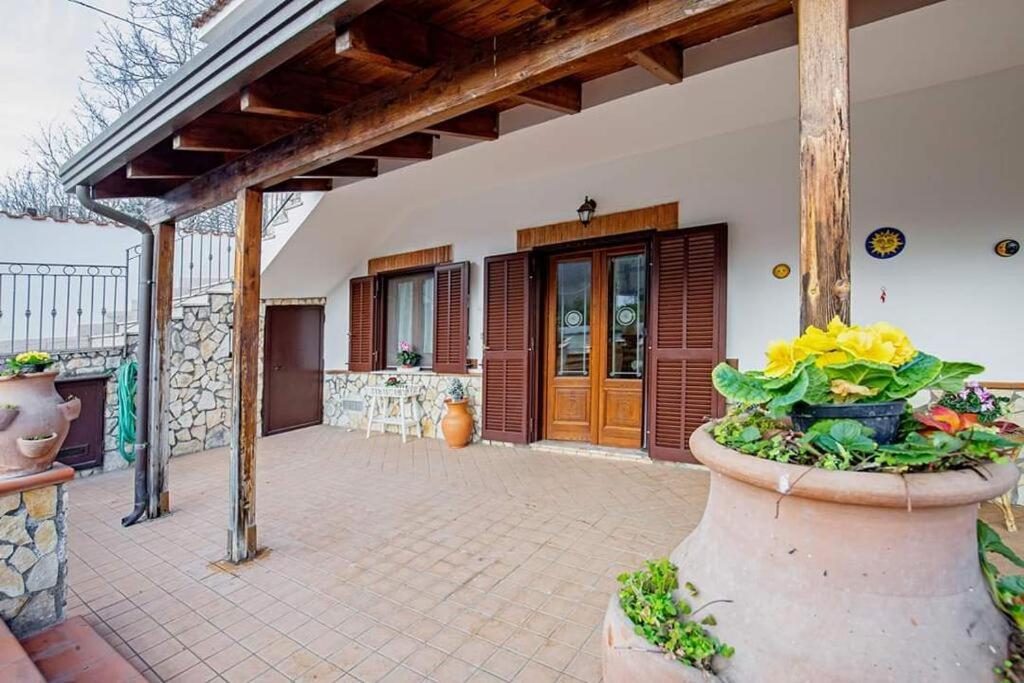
top-left (167, 291), bottom-right (233, 455)
top-left (324, 371), bottom-right (483, 441)
top-left (0, 480), bottom-right (68, 638)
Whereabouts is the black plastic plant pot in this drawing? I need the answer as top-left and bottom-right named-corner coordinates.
top-left (790, 400), bottom-right (907, 444)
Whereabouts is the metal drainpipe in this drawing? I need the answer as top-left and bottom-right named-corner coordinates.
top-left (75, 186), bottom-right (153, 527)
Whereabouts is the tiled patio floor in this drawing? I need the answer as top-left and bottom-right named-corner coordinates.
top-left (64, 426), bottom-right (714, 682)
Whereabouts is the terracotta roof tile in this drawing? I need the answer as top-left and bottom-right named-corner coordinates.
top-left (0, 209), bottom-right (112, 227)
top-left (192, 0), bottom-right (233, 29)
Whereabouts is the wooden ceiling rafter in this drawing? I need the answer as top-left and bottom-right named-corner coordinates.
top-left (298, 158), bottom-right (379, 178)
top-left (239, 71), bottom-right (371, 119)
top-left (629, 42), bottom-right (684, 84)
top-left (511, 78), bottom-right (582, 114)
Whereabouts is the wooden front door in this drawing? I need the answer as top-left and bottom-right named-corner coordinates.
top-left (544, 245), bottom-right (647, 448)
top-left (262, 304), bottom-right (325, 436)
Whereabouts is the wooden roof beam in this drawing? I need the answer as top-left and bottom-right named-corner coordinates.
top-left (356, 133), bottom-right (434, 161)
top-left (173, 113), bottom-right (299, 152)
top-left (335, 9), bottom-right (435, 74)
top-left (512, 78), bottom-right (582, 114)
top-left (127, 144), bottom-right (232, 179)
top-left (629, 42), bottom-right (684, 84)
top-left (423, 109), bottom-right (499, 141)
top-left (240, 72), bottom-right (369, 120)
top-left (95, 169), bottom-right (177, 198)
top-left (151, 0), bottom-right (786, 220)
top-left (267, 178), bottom-right (334, 192)
top-left (298, 158), bottom-right (378, 178)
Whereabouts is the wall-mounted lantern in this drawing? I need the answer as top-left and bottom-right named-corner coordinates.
top-left (577, 196), bottom-right (597, 227)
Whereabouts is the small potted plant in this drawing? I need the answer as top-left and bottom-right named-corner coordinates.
top-left (711, 317), bottom-right (981, 443)
top-left (7, 351), bottom-right (56, 375)
top-left (396, 341), bottom-right (420, 370)
top-left (441, 378), bottom-right (472, 449)
top-left (0, 403), bottom-right (17, 431)
top-left (383, 376), bottom-right (403, 387)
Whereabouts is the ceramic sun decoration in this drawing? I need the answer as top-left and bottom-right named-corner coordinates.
top-left (0, 352), bottom-right (81, 478)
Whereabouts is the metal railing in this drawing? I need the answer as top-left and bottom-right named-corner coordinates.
top-left (0, 261), bottom-right (128, 354)
top-left (125, 191), bottom-right (298, 306)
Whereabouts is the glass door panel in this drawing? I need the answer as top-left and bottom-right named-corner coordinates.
top-left (607, 253), bottom-right (645, 379)
top-left (555, 259), bottom-right (591, 377)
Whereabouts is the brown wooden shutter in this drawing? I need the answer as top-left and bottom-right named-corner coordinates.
top-left (433, 261), bottom-right (469, 373)
top-left (348, 275), bottom-right (376, 372)
top-left (648, 224), bottom-right (727, 462)
top-left (482, 252), bottom-right (537, 443)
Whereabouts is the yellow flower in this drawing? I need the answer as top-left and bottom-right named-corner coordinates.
top-left (815, 350), bottom-right (851, 368)
top-left (826, 316), bottom-right (851, 338)
top-left (795, 325), bottom-right (838, 355)
top-left (867, 322), bottom-right (916, 366)
top-left (764, 340), bottom-right (808, 378)
top-left (15, 351), bottom-right (50, 364)
top-left (836, 329), bottom-right (896, 365)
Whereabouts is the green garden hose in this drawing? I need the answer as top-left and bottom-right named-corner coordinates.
top-left (116, 360), bottom-right (137, 464)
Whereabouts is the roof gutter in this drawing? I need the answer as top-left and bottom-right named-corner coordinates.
top-left (75, 186), bottom-right (153, 527)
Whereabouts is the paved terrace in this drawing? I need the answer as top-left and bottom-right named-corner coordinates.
top-left (64, 426), bottom-right (1018, 682)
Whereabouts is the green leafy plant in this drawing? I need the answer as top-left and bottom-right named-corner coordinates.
top-left (711, 409), bottom-right (1020, 474)
top-left (798, 420), bottom-right (877, 470)
top-left (978, 521), bottom-right (1024, 682)
top-left (383, 376), bottom-right (404, 387)
top-left (446, 378), bottom-right (465, 402)
top-left (617, 559), bottom-right (734, 671)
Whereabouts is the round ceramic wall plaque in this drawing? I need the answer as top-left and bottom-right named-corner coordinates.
top-left (772, 263), bottom-right (791, 279)
top-left (866, 227), bottom-right (906, 259)
top-left (995, 239), bottom-right (1020, 257)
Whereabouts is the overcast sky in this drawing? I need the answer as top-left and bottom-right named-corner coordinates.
top-left (0, 0), bottom-right (130, 176)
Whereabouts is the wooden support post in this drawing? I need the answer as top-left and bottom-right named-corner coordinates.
top-left (228, 188), bottom-right (262, 563)
top-left (798, 0), bottom-right (851, 330)
top-left (149, 221), bottom-right (175, 518)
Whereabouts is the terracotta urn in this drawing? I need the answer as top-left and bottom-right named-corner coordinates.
top-left (441, 399), bottom-right (473, 448)
top-left (0, 370), bottom-right (81, 479)
top-left (603, 424), bottom-right (1019, 683)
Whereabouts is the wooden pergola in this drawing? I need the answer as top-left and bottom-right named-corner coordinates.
top-left (60, 0), bottom-right (941, 562)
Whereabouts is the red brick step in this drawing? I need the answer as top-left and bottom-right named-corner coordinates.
top-left (19, 616), bottom-right (144, 683)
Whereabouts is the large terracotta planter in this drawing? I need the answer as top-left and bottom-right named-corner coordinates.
top-left (441, 399), bottom-right (472, 448)
top-left (603, 425), bottom-right (1019, 683)
top-left (0, 371), bottom-right (80, 479)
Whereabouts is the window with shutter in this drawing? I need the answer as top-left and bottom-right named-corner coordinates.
top-left (482, 252), bottom-right (537, 443)
top-left (648, 224), bottom-right (727, 462)
top-left (432, 262), bottom-right (470, 373)
top-left (348, 275), bottom-right (376, 372)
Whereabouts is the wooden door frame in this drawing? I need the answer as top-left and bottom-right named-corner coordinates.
top-left (539, 231), bottom-right (653, 446)
top-left (261, 303), bottom-right (325, 437)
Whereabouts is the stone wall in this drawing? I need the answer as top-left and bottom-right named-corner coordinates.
top-left (324, 371), bottom-right (482, 441)
top-left (167, 291), bottom-right (233, 455)
top-left (0, 476), bottom-right (69, 638)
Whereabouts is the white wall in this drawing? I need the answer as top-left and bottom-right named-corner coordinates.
top-left (260, 0), bottom-right (1024, 380)
top-left (0, 215), bottom-right (139, 265)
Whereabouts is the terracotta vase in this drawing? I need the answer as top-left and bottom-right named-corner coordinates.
top-left (603, 425), bottom-right (1019, 683)
top-left (0, 371), bottom-right (81, 479)
top-left (441, 399), bottom-right (472, 448)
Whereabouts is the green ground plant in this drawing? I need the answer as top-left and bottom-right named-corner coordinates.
top-left (617, 559), bottom-right (734, 671)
